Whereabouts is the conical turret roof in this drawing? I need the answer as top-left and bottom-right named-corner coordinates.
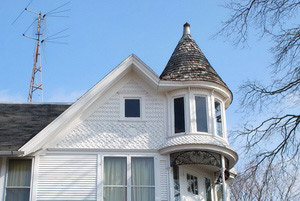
top-left (160, 23), bottom-right (229, 90)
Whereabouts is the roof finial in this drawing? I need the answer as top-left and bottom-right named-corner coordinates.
top-left (183, 22), bottom-right (190, 35)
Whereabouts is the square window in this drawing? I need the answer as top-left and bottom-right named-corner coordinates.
top-left (125, 99), bottom-right (140, 118)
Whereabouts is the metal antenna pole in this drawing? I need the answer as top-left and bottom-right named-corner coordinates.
top-left (14, 1), bottom-right (70, 102)
top-left (28, 12), bottom-right (43, 102)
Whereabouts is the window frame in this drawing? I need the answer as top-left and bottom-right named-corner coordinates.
top-left (103, 157), bottom-right (128, 201)
top-left (172, 95), bottom-right (187, 135)
top-left (101, 155), bottom-right (156, 201)
top-left (193, 95), bottom-right (209, 134)
top-left (186, 173), bottom-right (199, 195)
top-left (213, 99), bottom-right (224, 138)
top-left (120, 94), bottom-right (145, 121)
top-left (204, 177), bottom-right (213, 201)
top-left (4, 158), bottom-right (34, 201)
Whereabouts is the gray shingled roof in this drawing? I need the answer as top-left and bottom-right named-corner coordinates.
top-left (160, 23), bottom-right (229, 90)
top-left (0, 103), bottom-right (71, 151)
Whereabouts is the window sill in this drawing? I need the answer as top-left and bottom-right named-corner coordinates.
top-left (118, 118), bottom-right (147, 122)
top-left (168, 132), bottom-right (225, 139)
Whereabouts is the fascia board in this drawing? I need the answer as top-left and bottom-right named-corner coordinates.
top-left (131, 54), bottom-right (160, 85)
top-left (20, 54), bottom-right (156, 155)
top-left (158, 80), bottom-right (232, 107)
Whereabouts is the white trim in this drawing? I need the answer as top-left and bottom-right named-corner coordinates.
top-left (221, 155), bottom-right (228, 201)
top-left (193, 95), bottom-right (209, 133)
top-left (120, 94), bottom-right (146, 121)
top-left (170, 93), bottom-right (188, 135)
top-left (31, 156), bottom-right (38, 201)
top-left (0, 157), bottom-right (6, 201)
top-left (97, 154), bottom-right (102, 201)
top-left (46, 148), bottom-right (159, 153)
top-left (158, 81), bottom-right (232, 108)
top-left (3, 158), bottom-right (34, 201)
top-left (154, 156), bottom-right (159, 201)
top-left (213, 98), bottom-right (225, 139)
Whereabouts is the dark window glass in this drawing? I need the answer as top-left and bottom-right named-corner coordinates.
top-left (205, 178), bottom-right (212, 201)
top-left (215, 101), bottom-right (223, 137)
top-left (174, 97), bottom-right (185, 133)
top-left (187, 173), bottom-right (198, 195)
top-left (195, 96), bottom-right (208, 132)
top-left (125, 99), bottom-right (140, 117)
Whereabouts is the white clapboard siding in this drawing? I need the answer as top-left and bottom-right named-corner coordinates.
top-left (160, 159), bottom-right (168, 201)
top-left (36, 155), bottom-right (97, 201)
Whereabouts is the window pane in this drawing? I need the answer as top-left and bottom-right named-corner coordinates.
top-left (187, 173), bottom-right (198, 195)
top-left (173, 166), bottom-right (180, 201)
top-left (132, 187), bottom-right (155, 201)
top-left (125, 99), bottom-right (140, 117)
top-left (215, 101), bottom-right (223, 137)
top-left (5, 189), bottom-right (30, 201)
top-left (103, 187), bottom-right (126, 201)
top-left (7, 159), bottom-right (31, 187)
top-left (205, 178), bottom-right (212, 201)
top-left (104, 157), bottom-right (127, 185)
top-left (195, 96), bottom-right (208, 132)
top-left (174, 97), bottom-right (185, 133)
top-left (131, 157), bottom-right (154, 186)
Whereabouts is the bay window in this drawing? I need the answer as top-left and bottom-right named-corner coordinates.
top-left (103, 156), bottom-right (155, 201)
top-left (5, 159), bottom-right (32, 201)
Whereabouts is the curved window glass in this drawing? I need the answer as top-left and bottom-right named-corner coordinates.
top-left (215, 101), bottom-right (223, 137)
top-left (195, 96), bottom-right (208, 132)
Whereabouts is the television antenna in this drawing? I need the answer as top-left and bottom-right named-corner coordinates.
top-left (12, 0), bottom-right (70, 102)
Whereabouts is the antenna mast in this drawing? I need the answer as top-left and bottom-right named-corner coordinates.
top-left (13, 1), bottom-right (70, 102)
top-left (27, 11), bottom-right (44, 102)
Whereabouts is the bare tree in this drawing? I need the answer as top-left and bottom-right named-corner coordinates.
top-left (230, 162), bottom-right (300, 201)
top-left (218, 0), bottom-right (300, 198)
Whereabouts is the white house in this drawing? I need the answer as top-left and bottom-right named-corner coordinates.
top-left (0, 23), bottom-right (238, 201)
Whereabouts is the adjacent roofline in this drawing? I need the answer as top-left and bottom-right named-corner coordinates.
top-left (0, 102), bottom-right (72, 105)
top-left (0, 151), bottom-right (24, 156)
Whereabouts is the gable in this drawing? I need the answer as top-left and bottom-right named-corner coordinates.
top-left (20, 55), bottom-right (161, 155)
top-left (54, 77), bottom-right (166, 150)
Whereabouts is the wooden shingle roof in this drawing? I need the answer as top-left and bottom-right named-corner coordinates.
top-left (0, 103), bottom-right (70, 151)
top-left (160, 23), bottom-right (229, 90)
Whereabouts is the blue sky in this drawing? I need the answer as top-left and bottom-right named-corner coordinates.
top-left (0, 0), bottom-right (274, 158)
